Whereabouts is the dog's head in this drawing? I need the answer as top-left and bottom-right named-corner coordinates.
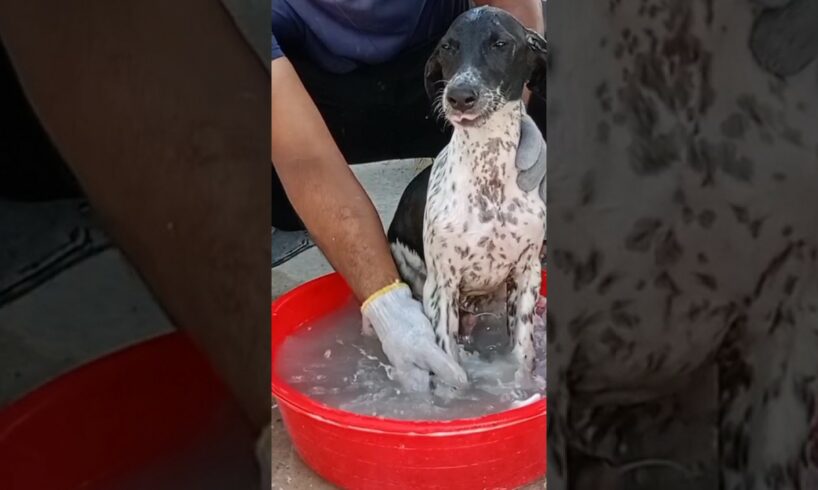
top-left (425, 6), bottom-right (547, 127)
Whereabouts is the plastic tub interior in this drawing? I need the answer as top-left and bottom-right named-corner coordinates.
top-left (272, 271), bottom-right (547, 490)
top-left (0, 333), bottom-right (258, 490)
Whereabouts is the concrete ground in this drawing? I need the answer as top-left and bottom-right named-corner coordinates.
top-left (0, 158), bottom-right (544, 489)
top-left (0, 248), bottom-right (173, 406)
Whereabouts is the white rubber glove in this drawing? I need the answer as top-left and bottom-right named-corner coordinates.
top-left (515, 112), bottom-right (547, 205)
top-left (361, 282), bottom-right (469, 392)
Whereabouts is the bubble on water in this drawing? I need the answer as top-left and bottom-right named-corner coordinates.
top-left (381, 364), bottom-right (396, 381)
top-left (510, 394), bottom-right (543, 408)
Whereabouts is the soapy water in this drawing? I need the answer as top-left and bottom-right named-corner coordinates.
top-left (274, 296), bottom-right (546, 421)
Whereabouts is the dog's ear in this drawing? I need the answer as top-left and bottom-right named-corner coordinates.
top-left (424, 47), bottom-right (444, 101)
top-left (525, 30), bottom-right (547, 100)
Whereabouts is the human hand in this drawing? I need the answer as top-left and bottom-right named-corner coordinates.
top-left (515, 112), bottom-right (546, 205)
top-left (361, 282), bottom-right (469, 392)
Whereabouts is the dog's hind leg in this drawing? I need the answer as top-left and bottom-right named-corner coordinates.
top-left (390, 240), bottom-right (426, 300)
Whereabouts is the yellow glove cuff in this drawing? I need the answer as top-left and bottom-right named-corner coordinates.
top-left (360, 280), bottom-right (405, 312)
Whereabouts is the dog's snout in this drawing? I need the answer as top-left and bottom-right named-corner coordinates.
top-left (446, 84), bottom-right (478, 112)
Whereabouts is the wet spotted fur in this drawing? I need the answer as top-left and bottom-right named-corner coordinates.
top-left (423, 102), bottom-right (545, 372)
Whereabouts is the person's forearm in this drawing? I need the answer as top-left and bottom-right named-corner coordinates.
top-left (0, 0), bottom-right (271, 429)
top-left (480, 0), bottom-right (544, 34)
top-left (280, 160), bottom-right (401, 302)
top-left (271, 58), bottom-right (400, 302)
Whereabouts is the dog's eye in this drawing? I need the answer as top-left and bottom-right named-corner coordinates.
top-left (493, 41), bottom-right (508, 48)
top-left (440, 42), bottom-right (453, 51)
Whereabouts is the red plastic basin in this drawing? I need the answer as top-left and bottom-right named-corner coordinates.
top-left (272, 271), bottom-right (547, 490)
top-left (0, 333), bottom-right (258, 490)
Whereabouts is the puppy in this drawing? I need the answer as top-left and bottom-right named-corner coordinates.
top-left (388, 7), bottom-right (547, 378)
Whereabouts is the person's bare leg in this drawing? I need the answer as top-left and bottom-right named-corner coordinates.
top-left (0, 0), bottom-right (270, 429)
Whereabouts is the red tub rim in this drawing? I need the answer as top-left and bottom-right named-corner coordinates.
top-left (272, 272), bottom-right (547, 436)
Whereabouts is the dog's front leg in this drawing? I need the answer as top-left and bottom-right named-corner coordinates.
top-left (422, 270), bottom-right (461, 364)
top-left (509, 258), bottom-right (541, 375)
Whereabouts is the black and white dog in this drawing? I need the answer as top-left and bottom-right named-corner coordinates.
top-left (387, 7), bottom-right (547, 378)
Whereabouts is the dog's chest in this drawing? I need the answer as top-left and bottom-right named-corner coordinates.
top-left (424, 110), bottom-right (545, 294)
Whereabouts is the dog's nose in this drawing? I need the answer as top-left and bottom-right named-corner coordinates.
top-left (446, 85), bottom-right (478, 112)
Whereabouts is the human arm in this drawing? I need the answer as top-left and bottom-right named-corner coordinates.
top-left (271, 57), bottom-right (467, 390)
top-left (271, 57), bottom-right (401, 303)
top-left (477, 0), bottom-right (544, 34)
top-left (0, 0), bottom-right (271, 428)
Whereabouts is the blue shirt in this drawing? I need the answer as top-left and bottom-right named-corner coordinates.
top-left (271, 33), bottom-right (284, 60)
top-left (271, 0), bottom-right (469, 73)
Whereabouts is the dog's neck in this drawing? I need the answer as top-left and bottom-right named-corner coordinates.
top-left (448, 101), bottom-right (522, 188)
top-left (451, 100), bottom-right (522, 143)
